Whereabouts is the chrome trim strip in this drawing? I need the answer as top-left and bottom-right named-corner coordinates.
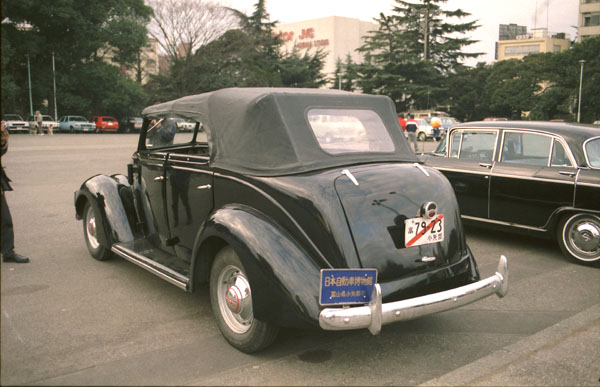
top-left (342, 169), bottom-right (359, 186)
top-left (490, 172), bottom-right (576, 185)
top-left (583, 136), bottom-right (600, 170)
top-left (414, 163), bottom-right (430, 176)
top-left (461, 215), bottom-right (546, 232)
top-left (320, 256), bottom-right (508, 332)
top-left (111, 245), bottom-right (189, 291)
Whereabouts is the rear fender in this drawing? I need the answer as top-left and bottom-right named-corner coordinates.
top-left (74, 174), bottom-right (135, 247)
top-left (192, 205), bottom-right (323, 328)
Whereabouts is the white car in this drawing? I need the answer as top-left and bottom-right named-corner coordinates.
top-left (27, 114), bottom-right (59, 133)
top-left (416, 118), bottom-right (433, 141)
top-left (2, 114), bottom-right (30, 133)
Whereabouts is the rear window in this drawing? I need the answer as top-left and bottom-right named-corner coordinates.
top-left (307, 109), bottom-right (394, 154)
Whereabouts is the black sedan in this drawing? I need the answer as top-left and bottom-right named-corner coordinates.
top-left (74, 88), bottom-right (508, 352)
top-left (421, 121), bottom-right (600, 266)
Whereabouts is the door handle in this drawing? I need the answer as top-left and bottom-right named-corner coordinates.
top-left (196, 184), bottom-right (212, 190)
top-left (479, 163), bottom-right (492, 169)
top-left (559, 171), bottom-right (576, 177)
top-left (153, 176), bottom-right (165, 182)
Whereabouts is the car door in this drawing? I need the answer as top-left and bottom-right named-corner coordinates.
top-left (137, 151), bottom-right (175, 253)
top-left (489, 131), bottom-right (576, 228)
top-left (426, 129), bottom-right (499, 219)
top-left (164, 154), bottom-right (214, 262)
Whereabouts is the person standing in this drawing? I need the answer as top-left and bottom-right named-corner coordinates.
top-left (1, 121), bottom-right (30, 263)
top-left (35, 110), bottom-right (44, 135)
top-left (405, 114), bottom-right (418, 152)
top-left (398, 114), bottom-right (406, 133)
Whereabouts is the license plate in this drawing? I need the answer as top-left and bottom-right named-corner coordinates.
top-left (319, 269), bottom-right (377, 305)
top-left (404, 214), bottom-right (444, 247)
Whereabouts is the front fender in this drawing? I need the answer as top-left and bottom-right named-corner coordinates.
top-left (194, 205), bottom-right (323, 329)
top-left (74, 174), bottom-right (134, 247)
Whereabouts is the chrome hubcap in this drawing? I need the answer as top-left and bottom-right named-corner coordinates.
top-left (217, 265), bottom-right (253, 334)
top-left (85, 206), bottom-right (100, 250)
top-left (568, 220), bottom-right (600, 257)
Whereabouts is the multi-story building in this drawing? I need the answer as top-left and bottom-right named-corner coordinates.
top-left (274, 16), bottom-right (378, 84)
top-left (496, 28), bottom-right (570, 61)
top-left (578, 0), bottom-right (600, 41)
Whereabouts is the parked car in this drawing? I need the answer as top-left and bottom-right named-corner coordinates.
top-left (421, 121), bottom-right (600, 266)
top-left (74, 88), bottom-right (508, 353)
top-left (2, 114), bottom-right (30, 133)
top-left (92, 115), bottom-right (119, 132)
top-left (27, 114), bottom-right (58, 133)
top-left (58, 115), bottom-right (96, 133)
top-left (440, 117), bottom-right (459, 131)
top-left (120, 117), bottom-right (143, 133)
top-left (416, 118), bottom-right (433, 141)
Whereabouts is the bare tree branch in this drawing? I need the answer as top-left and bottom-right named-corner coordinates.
top-left (147, 0), bottom-right (240, 63)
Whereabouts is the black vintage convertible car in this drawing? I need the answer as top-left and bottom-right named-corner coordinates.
top-left (421, 121), bottom-right (600, 266)
top-left (74, 88), bottom-right (508, 352)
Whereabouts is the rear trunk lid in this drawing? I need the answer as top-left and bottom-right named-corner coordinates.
top-left (334, 163), bottom-right (465, 281)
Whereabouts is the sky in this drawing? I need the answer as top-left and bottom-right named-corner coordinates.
top-left (219, 0), bottom-right (579, 65)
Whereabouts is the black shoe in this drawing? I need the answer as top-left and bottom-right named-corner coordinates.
top-left (2, 252), bottom-right (30, 263)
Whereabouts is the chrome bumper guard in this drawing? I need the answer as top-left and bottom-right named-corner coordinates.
top-left (319, 255), bottom-right (508, 335)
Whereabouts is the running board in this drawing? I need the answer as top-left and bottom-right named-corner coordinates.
top-left (111, 243), bottom-right (190, 291)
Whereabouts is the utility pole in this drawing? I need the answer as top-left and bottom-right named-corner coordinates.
top-left (423, 5), bottom-right (429, 60)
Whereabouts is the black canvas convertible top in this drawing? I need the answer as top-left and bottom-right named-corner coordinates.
top-left (142, 88), bottom-right (417, 176)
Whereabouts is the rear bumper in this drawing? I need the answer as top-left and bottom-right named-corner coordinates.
top-left (319, 255), bottom-right (508, 334)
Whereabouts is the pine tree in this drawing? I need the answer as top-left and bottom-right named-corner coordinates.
top-left (357, 0), bottom-right (480, 111)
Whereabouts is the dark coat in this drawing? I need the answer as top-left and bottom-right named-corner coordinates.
top-left (1, 141), bottom-right (12, 192)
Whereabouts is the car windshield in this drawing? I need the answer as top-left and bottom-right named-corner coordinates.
top-left (42, 115), bottom-right (54, 121)
top-left (585, 138), bottom-right (600, 168)
top-left (71, 116), bottom-right (87, 121)
top-left (4, 114), bottom-right (22, 120)
top-left (307, 109), bottom-right (394, 154)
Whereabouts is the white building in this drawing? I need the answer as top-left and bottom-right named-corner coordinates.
top-left (274, 16), bottom-right (378, 82)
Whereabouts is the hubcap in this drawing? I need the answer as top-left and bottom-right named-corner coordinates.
top-left (85, 206), bottom-right (100, 250)
top-left (568, 220), bottom-right (600, 257)
top-left (217, 265), bottom-right (253, 334)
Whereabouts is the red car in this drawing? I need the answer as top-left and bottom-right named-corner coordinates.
top-left (92, 116), bottom-right (119, 132)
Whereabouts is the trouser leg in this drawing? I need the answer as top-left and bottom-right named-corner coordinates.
top-left (1, 192), bottom-right (15, 256)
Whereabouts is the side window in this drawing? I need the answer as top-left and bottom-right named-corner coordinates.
top-left (502, 132), bottom-right (551, 166)
top-left (458, 131), bottom-right (497, 162)
top-left (145, 116), bottom-right (196, 149)
top-left (449, 131), bottom-right (461, 157)
top-left (550, 139), bottom-right (573, 167)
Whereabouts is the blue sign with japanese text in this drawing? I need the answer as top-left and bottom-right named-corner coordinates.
top-left (319, 269), bottom-right (378, 305)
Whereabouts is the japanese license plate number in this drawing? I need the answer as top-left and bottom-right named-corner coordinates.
top-left (404, 215), bottom-right (444, 247)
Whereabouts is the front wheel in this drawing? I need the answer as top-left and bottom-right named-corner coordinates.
top-left (82, 202), bottom-right (112, 261)
top-left (557, 213), bottom-right (600, 266)
top-left (418, 132), bottom-right (426, 141)
top-left (210, 246), bottom-right (278, 353)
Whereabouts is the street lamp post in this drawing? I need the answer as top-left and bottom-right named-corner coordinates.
top-left (577, 59), bottom-right (585, 123)
top-left (27, 54), bottom-right (34, 117)
top-left (52, 52), bottom-right (58, 121)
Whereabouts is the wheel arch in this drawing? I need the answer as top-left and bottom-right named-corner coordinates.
top-left (190, 205), bottom-right (322, 329)
top-left (74, 174), bottom-right (135, 248)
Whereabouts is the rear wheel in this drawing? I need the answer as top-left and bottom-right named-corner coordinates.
top-left (82, 202), bottom-right (112, 261)
top-left (557, 213), bottom-right (600, 266)
top-left (210, 246), bottom-right (278, 353)
top-left (418, 132), bottom-right (426, 141)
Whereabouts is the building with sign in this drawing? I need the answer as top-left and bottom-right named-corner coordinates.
top-left (274, 16), bottom-right (378, 84)
top-left (495, 28), bottom-right (570, 61)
